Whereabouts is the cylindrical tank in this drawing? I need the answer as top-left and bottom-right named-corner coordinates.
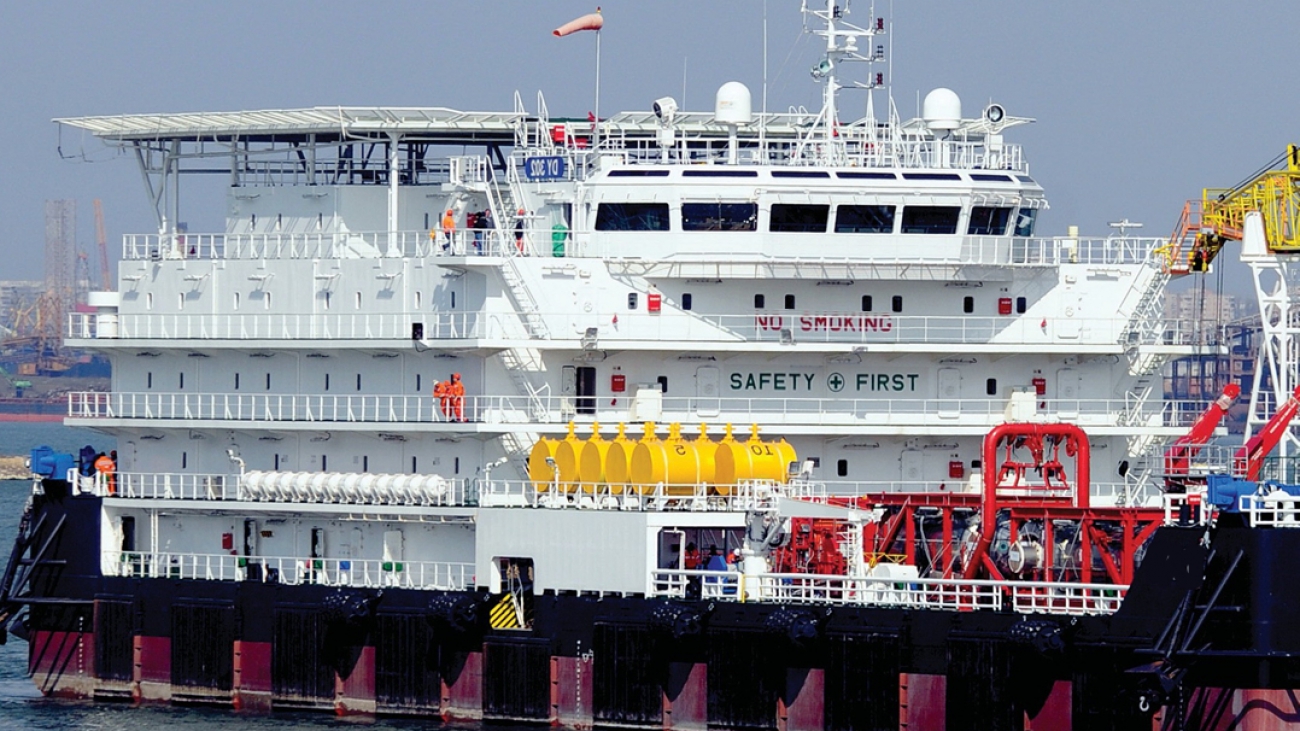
top-left (714, 424), bottom-right (798, 490)
top-left (553, 422), bottom-right (584, 493)
top-left (695, 423), bottom-right (717, 485)
top-left (616, 422), bottom-right (659, 495)
top-left (578, 422), bottom-right (611, 494)
top-left (528, 437), bottom-right (558, 492)
top-left (632, 422), bottom-right (711, 495)
top-left (602, 423), bottom-right (635, 494)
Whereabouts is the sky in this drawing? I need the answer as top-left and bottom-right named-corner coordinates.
top-left (2, 0), bottom-right (1299, 297)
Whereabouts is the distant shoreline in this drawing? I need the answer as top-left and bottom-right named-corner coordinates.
top-left (0, 456), bottom-right (27, 480)
top-left (0, 414), bottom-right (63, 423)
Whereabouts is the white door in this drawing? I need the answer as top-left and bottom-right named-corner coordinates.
top-left (695, 366), bottom-right (720, 418)
top-left (1056, 294), bottom-right (1083, 339)
top-left (1056, 368), bottom-right (1081, 419)
top-left (900, 449), bottom-right (924, 489)
top-left (937, 368), bottom-right (961, 418)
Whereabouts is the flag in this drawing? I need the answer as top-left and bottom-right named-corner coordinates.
top-left (554, 7), bottom-right (603, 37)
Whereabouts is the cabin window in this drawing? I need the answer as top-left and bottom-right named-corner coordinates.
top-left (179, 373), bottom-right (185, 389)
top-left (595, 203), bottom-right (670, 231)
top-left (324, 374), bottom-right (330, 391)
top-left (322, 455), bottom-right (328, 471)
top-left (454, 457), bottom-right (460, 474)
top-left (770, 204), bottom-right (829, 233)
top-left (412, 456), bottom-right (418, 473)
top-left (356, 374), bottom-right (362, 391)
top-left (1013, 208), bottom-right (1039, 237)
top-left (835, 204), bottom-right (895, 234)
top-left (892, 295), bottom-right (903, 313)
top-left (754, 294), bottom-right (765, 309)
top-left (657, 375), bottom-right (669, 393)
top-left (265, 373), bottom-right (271, 390)
top-left (901, 206), bottom-right (961, 234)
top-left (363, 456), bottom-right (369, 473)
top-left (963, 296), bottom-right (974, 314)
top-left (837, 459), bottom-right (848, 477)
top-left (416, 374), bottom-right (422, 392)
top-left (681, 202), bottom-right (758, 231)
top-left (1016, 296), bottom-right (1027, 314)
top-left (861, 295), bottom-right (873, 311)
top-left (682, 293), bottom-right (693, 311)
top-left (147, 372), bottom-right (153, 389)
top-left (967, 207), bottom-right (1013, 236)
top-left (182, 452), bottom-right (187, 469)
top-left (986, 378), bottom-right (998, 395)
top-left (234, 373), bottom-right (240, 390)
top-left (627, 293), bottom-right (638, 310)
top-left (784, 294), bottom-right (796, 310)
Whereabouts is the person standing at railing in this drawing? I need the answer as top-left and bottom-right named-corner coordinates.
top-left (480, 208), bottom-right (494, 255)
top-left (448, 372), bottom-right (466, 422)
top-left (94, 450), bottom-right (116, 496)
top-left (441, 209), bottom-right (456, 252)
top-left (514, 208), bottom-right (527, 253)
top-left (434, 378), bottom-right (451, 421)
top-left (468, 211), bottom-right (481, 254)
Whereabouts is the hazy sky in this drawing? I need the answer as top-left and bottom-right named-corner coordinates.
top-left (2, 1), bottom-right (1298, 295)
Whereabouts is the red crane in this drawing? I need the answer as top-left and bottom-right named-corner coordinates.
top-left (1234, 385), bottom-right (1300, 481)
top-left (1164, 383), bottom-right (1240, 488)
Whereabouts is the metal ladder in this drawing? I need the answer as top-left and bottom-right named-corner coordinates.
top-left (1120, 265), bottom-right (1173, 374)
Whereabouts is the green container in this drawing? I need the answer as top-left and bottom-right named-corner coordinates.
top-left (552, 224), bottom-right (568, 257)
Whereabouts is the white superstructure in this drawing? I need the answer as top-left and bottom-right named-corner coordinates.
top-left (54, 2), bottom-right (1221, 600)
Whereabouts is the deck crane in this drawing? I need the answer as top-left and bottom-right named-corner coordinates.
top-left (1233, 385), bottom-right (1300, 481)
top-left (1163, 383), bottom-right (1240, 489)
top-left (93, 199), bottom-right (111, 291)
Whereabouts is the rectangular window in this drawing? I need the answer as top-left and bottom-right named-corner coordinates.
top-left (235, 373), bottom-right (240, 390)
top-left (656, 375), bottom-right (668, 393)
top-left (963, 296), bottom-right (974, 314)
top-left (322, 454), bottom-right (327, 471)
top-left (356, 374), bottom-right (362, 391)
top-left (682, 293), bottom-right (693, 311)
top-left (1013, 208), bottom-right (1039, 237)
top-left (416, 374), bottom-right (421, 392)
top-left (784, 294), bottom-right (796, 310)
top-left (178, 293), bottom-right (184, 311)
top-left (837, 171), bottom-right (897, 180)
top-left (770, 204), bottom-right (829, 233)
top-left (608, 169), bottom-right (671, 177)
top-left (754, 294), bottom-right (766, 309)
top-left (835, 205), bottom-right (895, 233)
top-left (595, 203), bottom-right (671, 231)
top-left (682, 170), bottom-right (757, 178)
top-left (147, 372), bottom-right (152, 389)
top-left (265, 373), bottom-right (271, 390)
top-left (363, 456), bottom-right (369, 473)
top-left (902, 172), bottom-right (962, 181)
top-left (986, 378), bottom-right (998, 395)
top-left (892, 295), bottom-right (903, 313)
top-left (901, 206), bottom-right (961, 234)
top-left (837, 459), bottom-right (848, 477)
top-left (354, 292), bottom-right (362, 310)
top-left (263, 291), bottom-right (271, 309)
top-left (861, 295), bottom-right (873, 312)
top-left (682, 202), bottom-right (758, 231)
top-left (179, 373), bottom-right (185, 389)
top-left (627, 293), bottom-right (638, 310)
top-left (325, 373), bottom-right (330, 391)
top-left (233, 292), bottom-right (240, 310)
top-left (1016, 296), bottom-right (1027, 314)
top-left (412, 456), bottom-right (418, 473)
top-left (771, 170), bottom-right (830, 179)
top-left (967, 207), bottom-right (1013, 236)
top-left (182, 452), bottom-right (187, 469)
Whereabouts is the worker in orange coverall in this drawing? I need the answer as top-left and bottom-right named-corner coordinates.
top-left (448, 373), bottom-right (466, 422)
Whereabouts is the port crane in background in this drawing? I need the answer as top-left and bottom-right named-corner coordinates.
top-left (93, 199), bottom-right (110, 291)
top-left (1163, 145), bottom-right (1300, 463)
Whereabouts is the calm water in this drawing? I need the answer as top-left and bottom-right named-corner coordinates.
top-left (0, 424), bottom-right (532, 730)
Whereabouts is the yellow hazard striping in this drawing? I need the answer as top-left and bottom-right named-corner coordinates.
top-left (488, 594), bottom-right (521, 629)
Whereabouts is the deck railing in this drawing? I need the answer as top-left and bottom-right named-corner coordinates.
top-left (65, 390), bottom-right (1210, 430)
top-left (649, 569), bottom-right (1126, 616)
top-left (105, 550), bottom-right (473, 591)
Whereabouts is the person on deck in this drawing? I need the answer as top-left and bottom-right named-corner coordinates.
top-left (433, 378), bottom-right (451, 420)
top-left (514, 208), bottom-right (527, 253)
top-left (441, 209), bottom-right (456, 252)
top-left (94, 451), bottom-right (116, 496)
top-left (448, 372), bottom-right (466, 422)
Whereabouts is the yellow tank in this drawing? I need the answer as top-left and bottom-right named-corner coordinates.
top-left (528, 437), bottom-right (558, 492)
top-left (713, 424), bottom-right (798, 491)
top-left (694, 424), bottom-right (717, 484)
top-left (576, 422), bottom-right (610, 494)
top-left (632, 422), bottom-right (712, 495)
top-left (553, 422), bottom-right (583, 493)
top-left (601, 423), bottom-right (635, 494)
top-left (614, 422), bottom-right (661, 495)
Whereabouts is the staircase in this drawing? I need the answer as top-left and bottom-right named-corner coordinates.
top-left (1120, 263), bottom-right (1173, 375)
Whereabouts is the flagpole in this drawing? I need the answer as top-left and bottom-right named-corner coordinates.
top-left (594, 28), bottom-right (601, 149)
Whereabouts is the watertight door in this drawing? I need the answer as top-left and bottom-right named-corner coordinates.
top-left (900, 449), bottom-right (924, 489)
top-left (1056, 367), bottom-right (1081, 419)
top-left (576, 366), bottom-right (597, 415)
top-left (937, 368), bottom-right (961, 418)
top-left (695, 366), bottom-right (721, 417)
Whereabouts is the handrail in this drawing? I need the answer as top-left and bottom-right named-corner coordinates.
top-left (105, 550), bottom-right (473, 590)
top-left (68, 310), bottom-right (1227, 348)
top-left (65, 390), bottom-right (1214, 429)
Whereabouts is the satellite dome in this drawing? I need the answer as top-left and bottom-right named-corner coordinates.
top-left (922, 88), bottom-right (962, 132)
top-left (715, 82), bottom-right (753, 125)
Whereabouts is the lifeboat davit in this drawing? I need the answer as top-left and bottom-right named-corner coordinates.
top-left (553, 9), bottom-right (603, 37)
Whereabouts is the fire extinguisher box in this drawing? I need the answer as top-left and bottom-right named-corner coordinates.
top-left (611, 374), bottom-right (626, 392)
top-left (647, 292), bottom-right (662, 313)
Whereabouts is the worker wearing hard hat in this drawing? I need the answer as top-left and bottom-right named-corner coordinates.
top-left (448, 373), bottom-right (466, 422)
top-left (94, 450), bottom-right (116, 496)
top-left (441, 209), bottom-right (456, 252)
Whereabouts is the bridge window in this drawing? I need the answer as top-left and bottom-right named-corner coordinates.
top-left (1013, 208), bottom-right (1039, 237)
top-left (835, 205), bottom-right (895, 233)
top-left (595, 203), bottom-right (670, 231)
top-left (770, 204), bottom-right (829, 233)
top-left (901, 206), bottom-right (960, 234)
top-left (682, 202), bottom-right (757, 232)
top-left (967, 207), bottom-right (1013, 236)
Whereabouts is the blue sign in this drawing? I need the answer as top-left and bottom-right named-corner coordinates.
top-left (524, 156), bottom-right (567, 181)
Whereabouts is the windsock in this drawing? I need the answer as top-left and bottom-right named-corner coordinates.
top-left (554, 7), bottom-right (603, 36)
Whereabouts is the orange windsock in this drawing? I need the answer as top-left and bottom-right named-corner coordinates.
top-left (554, 7), bottom-right (603, 36)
